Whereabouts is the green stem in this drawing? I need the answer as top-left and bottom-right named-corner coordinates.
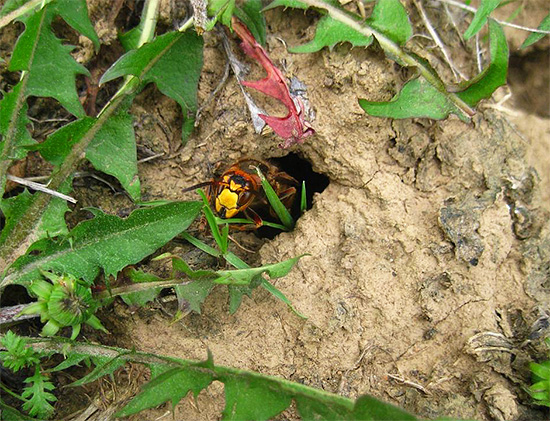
top-left (0, 0), bottom-right (53, 29)
top-left (0, 382), bottom-right (27, 402)
top-left (22, 337), bottom-right (355, 409)
top-left (137, 0), bottom-right (160, 47)
top-left (300, 0), bottom-right (476, 118)
top-left (0, 92), bottom-right (129, 284)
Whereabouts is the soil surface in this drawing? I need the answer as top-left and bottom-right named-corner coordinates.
top-left (2, 0), bottom-right (550, 420)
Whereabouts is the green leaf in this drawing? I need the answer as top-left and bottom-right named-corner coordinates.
top-left (0, 185), bottom-right (70, 247)
top-left (260, 278), bottom-right (306, 318)
top-left (222, 376), bottom-right (292, 420)
top-left (0, 82), bottom-right (34, 192)
top-left (530, 361), bottom-right (550, 381)
top-left (256, 167), bottom-right (294, 230)
top-left (86, 105), bottom-right (141, 200)
top-left (464, 0), bottom-right (501, 40)
top-left (289, 15), bottom-right (372, 53)
top-left (116, 367), bottom-right (214, 417)
top-left (4, 201), bottom-right (202, 285)
top-left (51, 0), bottom-right (99, 50)
top-left (285, 0), bottom-right (411, 53)
top-left (208, 0), bottom-right (236, 27)
top-left (174, 279), bottom-right (215, 314)
top-left (198, 189), bottom-right (228, 253)
top-left (295, 394), bottom-right (354, 419)
top-left (113, 268), bottom-right (164, 306)
top-left (359, 77), bottom-right (462, 119)
top-left (21, 367), bottom-right (57, 419)
top-left (367, 0), bottom-right (412, 46)
top-left (263, 0), bottom-right (308, 11)
top-left (234, 0), bottom-right (267, 46)
top-left (0, 0), bottom-right (52, 19)
top-left (100, 31), bottom-right (204, 142)
top-left (0, 83), bottom-right (34, 159)
top-left (456, 19), bottom-right (508, 107)
top-left (0, 399), bottom-right (35, 421)
top-left (9, 5), bottom-right (90, 117)
top-left (215, 255), bottom-right (304, 285)
top-left (360, 19), bottom-right (507, 120)
top-left (50, 353), bottom-right (90, 372)
top-left (36, 106), bottom-right (140, 200)
top-left (521, 12), bottom-right (550, 48)
top-left (119, 24), bottom-right (143, 51)
top-left (37, 117), bottom-right (96, 166)
top-left (0, 331), bottom-right (41, 372)
top-left (353, 394), bottom-right (417, 420)
top-left (69, 355), bottom-right (128, 387)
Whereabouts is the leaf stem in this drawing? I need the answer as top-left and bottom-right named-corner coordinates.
top-left (137, 0), bottom-right (160, 47)
top-left (298, 0), bottom-right (475, 117)
top-left (178, 16), bottom-right (195, 32)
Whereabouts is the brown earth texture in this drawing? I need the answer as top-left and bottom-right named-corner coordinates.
top-left (2, 0), bottom-right (550, 420)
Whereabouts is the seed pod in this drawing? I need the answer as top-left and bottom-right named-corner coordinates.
top-left (29, 279), bottom-right (53, 301)
top-left (47, 277), bottom-right (95, 327)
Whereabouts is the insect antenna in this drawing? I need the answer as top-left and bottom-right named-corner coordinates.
top-left (182, 181), bottom-right (213, 193)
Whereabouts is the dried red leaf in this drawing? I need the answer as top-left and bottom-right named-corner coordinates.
top-left (232, 16), bottom-right (315, 148)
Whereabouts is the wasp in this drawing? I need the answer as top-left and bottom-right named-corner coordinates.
top-left (185, 159), bottom-right (298, 228)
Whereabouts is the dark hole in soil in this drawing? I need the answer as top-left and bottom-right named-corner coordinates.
top-left (1, 285), bottom-right (32, 307)
top-left (255, 153), bottom-right (329, 239)
top-left (508, 48), bottom-right (550, 118)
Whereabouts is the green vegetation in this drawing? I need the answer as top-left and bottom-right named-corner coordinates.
top-left (0, 0), bottom-right (548, 419)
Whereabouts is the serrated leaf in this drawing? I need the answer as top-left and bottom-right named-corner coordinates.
top-left (215, 255), bottom-right (304, 285)
top-left (0, 0), bottom-right (52, 19)
top-left (86, 105), bottom-right (141, 200)
top-left (22, 367), bottom-right (57, 419)
top-left (4, 201), bottom-right (202, 285)
top-left (50, 353), bottom-right (90, 372)
top-left (0, 184), bottom-right (70, 246)
top-left (263, 0), bottom-right (308, 11)
top-left (353, 394), bottom-right (417, 420)
top-left (0, 83), bottom-right (34, 160)
top-left (222, 376), bottom-right (292, 421)
top-left (360, 19), bottom-right (507, 120)
top-left (116, 367), bottom-right (214, 417)
top-left (36, 106), bottom-right (141, 199)
top-left (9, 5), bottom-right (90, 117)
top-left (36, 117), bottom-right (96, 166)
top-left (284, 0), bottom-right (411, 53)
top-left (295, 394), bottom-right (354, 419)
top-left (69, 355), bottom-right (127, 387)
top-left (359, 77), bottom-right (462, 119)
top-left (289, 16), bottom-right (372, 54)
top-left (119, 23), bottom-right (143, 51)
top-left (51, 0), bottom-right (99, 50)
top-left (208, 0), bottom-right (236, 27)
top-left (463, 0), bottom-right (501, 40)
top-left (367, 0), bottom-right (411, 46)
top-left (0, 330), bottom-right (40, 372)
top-left (521, 12), bottom-right (550, 48)
top-left (234, 0), bottom-right (267, 46)
top-left (530, 361), bottom-right (550, 380)
top-left (100, 31), bottom-right (203, 142)
top-left (116, 269), bottom-right (164, 307)
top-left (174, 279), bottom-right (214, 314)
top-left (456, 19), bottom-right (508, 107)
